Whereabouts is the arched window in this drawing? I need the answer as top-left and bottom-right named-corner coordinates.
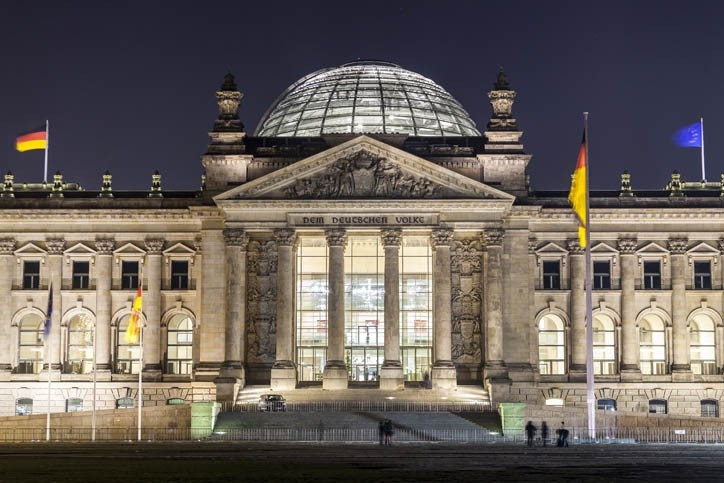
top-left (16, 398), bottom-right (33, 415)
top-left (116, 314), bottom-right (140, 374)
top-left (690, 316), bottom-right (716, 375)
top-left (116, 397), bottom-right (134, 409)
top-left (538, 315), bottom-right (566, 375)
top-left (66, 313), bottom-right (94, 374)
top-left (167, 314), bottom-right (193, 375)
top-left (640, 315), bottom-right (666, 375)
top-left (593, 315), bottom-right (616, 375)
top-left (17, 313), bottom-right (44, 374)
top-left (167, 397), bottom-right (185, 405)
top-left (701, 399), bottom-right (719, 417)
top-left (597, 398), bottom-right (617, 411)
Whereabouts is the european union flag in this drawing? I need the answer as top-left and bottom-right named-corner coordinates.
top-left (44, 281), bottom-right (52, 341)
top-left (673, 122), bottom-right (702, 148)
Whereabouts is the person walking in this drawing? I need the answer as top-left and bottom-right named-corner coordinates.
top-left (524, 420), bottom-right (537, 447)
top-left (556, 421), bottom-right (569, 447)
top-left (541, 421), bottom-right (549, 447)
top-left (383, 419), bottom-right (395, 446)
top-left (378, 420), bottom-right (385, 446)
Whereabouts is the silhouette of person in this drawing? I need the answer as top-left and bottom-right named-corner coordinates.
top-left (525, 420), bottom-right (537, 447)
top-left (541, 421), bottom-right (549, 447)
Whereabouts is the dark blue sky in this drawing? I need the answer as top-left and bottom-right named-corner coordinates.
top-left (1, 1), bottom-right (721, 190)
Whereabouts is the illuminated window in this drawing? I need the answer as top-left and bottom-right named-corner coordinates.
top-left (116, 397), bottom-right (134, 409)
top-left (66, 314), bottom-right (94, 374)
top-left (690, 316), bottom-right (716, 375)
top-left (167, 314), bottom-right (193, 375)
top-left (640, 315), bottom-right (666, 375)
top-left (17, 313), bottom-right (44, 374)
top-left (593, 315), bottom-right (616, 375)
top-left (66, 398), bottom-right (83, 412)
top-left (16, 398), bottom-right (33, 415)
top-left (400, 236), bottom-right (432, 382)
top-left (538, 315), bottom-right (565, 375)
top-left (116, 314), bottom-right (140, 374)
top-left (296, 237), bottom-right (328, 382)
top-left (545, 398), bottom-right (564, 407)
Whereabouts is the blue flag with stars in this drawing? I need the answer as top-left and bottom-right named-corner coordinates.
top-left (44, 281), bottom-right (52, 341)
top-left (673, 121), bottom-right (702, 148)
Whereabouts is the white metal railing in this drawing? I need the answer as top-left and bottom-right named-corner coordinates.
top-left (223, 400), bottom-right (493, 412)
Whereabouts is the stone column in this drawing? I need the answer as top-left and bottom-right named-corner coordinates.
top-left (271, 228), bottom-right (297, 391)
top-left (618, 238), bottom-right (640, 379)
top-left (46, 238), bottom-right (64, 371)
top-left (568, 239), bottom-right (586, 379)
top-left (216, 228), bottom-right (248, 401)
top-left (380, 229), bottom-right (403, 390)
top-left (94, 238), bottom-right (114, 378)
top-left (431, 228), bottom-right (456, 389)
top-left (0, 239), bottom-right (15, 378)
top-left (528, 237), bottom-right (538, 373)
top-left (483, 229), bottom-right (507, 381)
top-left (143, 239), bottom-right (164, 379)
top-left (669, 237), bottom-right (691, 380)
top-left (323, 228), bottom-right (348, 390)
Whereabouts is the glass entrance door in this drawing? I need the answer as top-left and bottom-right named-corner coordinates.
top-left (347, 347), bottom-right (382, 381)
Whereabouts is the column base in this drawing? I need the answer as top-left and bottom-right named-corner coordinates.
top-left (620, 366), bottom-right (641, 382)
top-left (0, 364), bottom-right (11, 381)
top-left (194, 362), bottom-right (222, 381)
top-left (142, 367), bottom-right (163, 382)
top-left (39, 368), bottom-right (62, 381)
top-left (95, 369), bottom-right (112, 381)
top-left (483, 360), bottom-right (509, 382)
top-left (214, 377), bottom-right (242, 403)
top-left (271, 361), bottom-right (297, 391)
top-left (379, 365), bottom-right (404, 390)
top-left (672, 365), bottom-right (692, 382)
top-left (432, 363), bottom-right (457, 390)
top-left (568, 365), bottom-right (587, 382)
top-left (322, 362), bottom-right (348, 390)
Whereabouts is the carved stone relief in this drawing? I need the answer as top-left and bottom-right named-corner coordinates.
top-left (283, 151), bottom-right (440, 199)
top-left (246, 239), bottom-right (277, 363)
top-left (450, 237), bottom-right (483, 365)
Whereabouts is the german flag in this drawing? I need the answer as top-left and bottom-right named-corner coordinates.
top-left (125, 285), bottom-right (143, 344)
top-left (16, 126), bottom-right (47, 152)
top-left (568, 130), bottom-right (588, 248)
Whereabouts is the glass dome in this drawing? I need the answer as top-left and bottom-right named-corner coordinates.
top-left (255, 61), bottom-right (480, 137)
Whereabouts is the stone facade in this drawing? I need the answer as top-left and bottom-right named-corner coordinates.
top-left (1, 66), bottom-right (724, 422)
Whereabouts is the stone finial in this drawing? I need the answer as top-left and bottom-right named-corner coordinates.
top-left (1, 171), bottom-right (14, 198)
top-left (668, 170), bottom-right (684, 197)
top-left (149, 170), bottom-right (163, 198)
top-left (49, 171), bottom-right (63, 198)
top-left (668, 237), bottom-right (688, 254)
top-left (214, 72), bottom-right (244, 132)
top-left (567, 239), bottom-right (585, 254)
top-left (487, 69), bottom-right (517, 131)
top-left (528, 237), bottom-right (537, 254)
top-left (46, 238), bottom-right (65, 255)
top-left (95, 238), bottom-right (115, 254)
top-left (482, 229), bottom-right (504, 247)
top-left (619, 171), bottom-right (633, 197)
top-left (144, 238), bottom-right (165, 254)
top-left (381, 229), bottom-right (402, 247)
top-left (718, 238), bottom-right (724, 254)
top-left (223, 228), bottom-right (249, 249)
top-left (430, 228), bottom-right (454, 248)
top-left (99, 170), bottom-right (113, 198)
top-left (325, 228), bottom-right (347, 248)
top-left (617, 238), bottom-right (637, 254)
top-left (274, 228), bottom-right (297, 247)
top-left (0, 238), bottom-right (16, 255)
top-left (193, 236), bottom-right (202, 253)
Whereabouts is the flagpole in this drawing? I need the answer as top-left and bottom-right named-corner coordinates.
top-left (92, 319), bottom-right (97, 442)
top-left (46, 280), bottom-right (53, 442)
top-left (137, 265), bottom-right (144, 442)
top-left (700, 117), bottom-right (706, 182)
top-left (44, 120), bottom-right (49, 184)
top-left (583, 112), bottom-right (595, 439)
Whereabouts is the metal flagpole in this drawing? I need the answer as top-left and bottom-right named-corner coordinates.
top-left (92, 319), bottom-right (97, 442)
top-left (137, 265), bottom-right (144, 442)
top-left (44, 120), bottom-right (49, 184)
top-left (583, 112), bottom-right (595, 439)
top-left (700, 117), bottom-right (706, 182)
top-left (46, 333), bottom-right (52, 442)
top-left (46, 279), bottom-right (53, 442)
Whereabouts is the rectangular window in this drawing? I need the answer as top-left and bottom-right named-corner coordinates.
top-left (121, 261), bottom-right (139, 289)
top-left (642, 260), bottom-right (661, 289)
top-left (72, 261), bottom-right (90, 289)
top-left (542, 260), bottom-right (560, 289)
top-left (592, 260), bottom-right (611, 289)
top-left (170, 260), bottom-right (189, 289)
top-left (694, 260), bottom-right (712, 289)
top-left (22, 261), bottom-right (41, 289)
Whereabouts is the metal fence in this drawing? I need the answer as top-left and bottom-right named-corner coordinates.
top-left (222, 400), bottom-right (494, 413)
top-left (0, 427), bottom-right (203, 443)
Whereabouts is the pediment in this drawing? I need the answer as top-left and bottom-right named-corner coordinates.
top-left (535, 242), bottom-right (568, 256)
top-left (636, 242), bottom-right (668, 255)
top-left (14, 242), bottom-right (46, 256)
top-left (215, 135), bottom-right (514, 201)
top-left (113, 243), bottom-right (146, 256)
top-left (590, 242), bottom-right (619, 255)
top-left (64, 243), bottom-right (96, 256)
top-left (686, 242), bottom-right (719, 256)
top-left (163, 242), bottom-right (196, 256)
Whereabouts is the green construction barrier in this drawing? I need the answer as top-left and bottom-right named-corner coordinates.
top-left (498, 402), bottom-right (526, 437)
top-left (191, 401), bottom-right (220, 439)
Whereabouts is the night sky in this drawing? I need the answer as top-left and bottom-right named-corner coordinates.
top-left (1, 1), bottom-right (722, 191)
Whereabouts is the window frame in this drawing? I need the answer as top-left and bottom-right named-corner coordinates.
top-left (121, 260), bottom-right (140, 290)
top-left (649, 399), bottom-right (668, 414)
top-left (701, 399), bottom-right (719, 418)
top-left (22, 260), bottom-right (41, 290)
top-left (642, 259), bottom-right (662, 290)
top-left (541, 260), bottom-right (561, 290)
top-left (592, 260), bottom-right (611, 290)
top-left (170, 260), bottom-right (189, 290)
top-left (71, 260), bottom-right (91, 289)
top-left (693, 260), bottom-right (712, 290)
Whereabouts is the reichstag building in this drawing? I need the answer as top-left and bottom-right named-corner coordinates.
top-left (2, 61), bottom-right (723, 418)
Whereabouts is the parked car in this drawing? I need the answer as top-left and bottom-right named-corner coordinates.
top-left (258, 394), bottom-right (287, 412)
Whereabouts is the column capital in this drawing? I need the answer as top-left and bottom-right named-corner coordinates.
top-left (527, 236), bottom-right (537, 254)
top-left (144, 238), bottom-right (165, 254)
top-left (95, 238), bottom-right (115, 254)
top-left (194, 236), bottom-right (203, 253)
top-left (431, 228), bottom-right (454, 248)
top-left (719, 238), bottom-right (724, 253)
top-left (325, 228), bottom-right (347, 247)
top-left (381, 228), bottom-right (402, 247)
top-left (274, 228), bottom-right (297, 247)
top-left (0, 238), bottom-right (16, 255)
top-left (617, 237), bottom-right (637, 254)
top-left (668, 237), bottom-right (688, 255)
top-left (566, 238), bottom-right (584, 254)
top-left (223, 228), bottom-right (249, 248)
top-left (482, 228), bottom-right (504, 247)
top-left (46, 238), bottom-right (65, 255)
